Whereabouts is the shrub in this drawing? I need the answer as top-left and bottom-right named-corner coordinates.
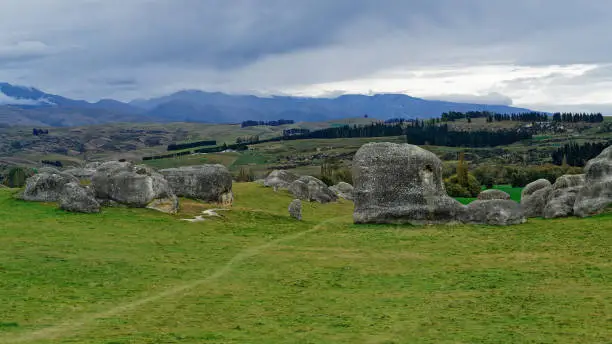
top-left (235, 167), bottom-right (255, 182)
top-left (3, 167), bottom-right (28, 188)
top-left (445, 173), bottom-right (481, 197)
top-left (444, 182), bottom-right (471, 198)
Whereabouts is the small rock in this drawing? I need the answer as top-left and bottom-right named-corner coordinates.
top-left (288, 199), bottom-right (302, 220)
top-left (329, 182), bottom-right (354, 200)
top-left (477, 189), bottom-right (511, 201)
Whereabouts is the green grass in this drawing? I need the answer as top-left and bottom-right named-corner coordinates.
top-left (0, 185), bottom-right (611, 343)
top-left (456, 185), bottom-right (523, 204)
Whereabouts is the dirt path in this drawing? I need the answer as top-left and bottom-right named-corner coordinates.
top-left (1, 216), bottom-right (347, 344)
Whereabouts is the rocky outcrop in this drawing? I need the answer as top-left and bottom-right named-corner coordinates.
top-left (574, 146), bottom-right (612, 217)
top-left (352, 143), bottom-right (466, 225)
top-left (463, 200), bottom-right (526, 226)
top-left (64, 168), bottom-right (97, 181)
top-left (329, 182), bottom-right (354, 200)
top-left (543, 174), bottom-right (585, 219)
top-left (92, 161), bottom-right (178, 214)
top-left (160, 164), bottom-right (233, 204)
top-left (478, 189), bottom-right (511, 201)
top-left (263, 170), bottom-right (299, 189)
top-left (22, 170), bottom-right (78, 202)
top-left (288, 199), bottom-right (302, 220)
top-left (521, 179), bottom-right (552, 218)
top-left (59, 182), bottom-right (101, 213)
top-left (288, 176), bottom-right (338, 204)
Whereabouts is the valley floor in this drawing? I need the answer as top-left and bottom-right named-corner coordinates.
top-left (0, 184), bottom-right (611, 344)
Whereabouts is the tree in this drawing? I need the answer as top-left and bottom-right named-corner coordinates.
top-left (456, 152), bottom-right (468, 187)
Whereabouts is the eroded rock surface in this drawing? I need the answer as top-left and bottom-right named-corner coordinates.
top-left (160, 164), bottom-right (233, 204)
top-left (521, 179), bottom-right (553, 218)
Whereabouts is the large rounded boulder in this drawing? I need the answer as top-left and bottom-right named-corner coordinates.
top-left (574, 146), bottom-right (612, 217)
top-left (263, 170), bottom-right (300, 189)
top-left (352, 143), bottom-right (466, 225)
top-left (543, 174), bottom-right (585, 219)
top-left (329, 182), bottom-right (354, 200)
top-left (521, 179), bottom-right (553, 218)
top-left (478, 189), bottom-right (511, 201)
top-left (92, 161), bottom-right (178, 214)
top-left (462, 200), bottom-right (526, 226)
top-left (288, 176), bottom-right (338, 204)
top-left (160, 164), bottom-right (233, 205)
top-left (59, 182), bottom-right (101, 213)
top-left (22, 170), bottom-right (78, 202)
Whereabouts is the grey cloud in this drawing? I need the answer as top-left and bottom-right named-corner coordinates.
top-left (426, 93), bottom-right (514, 106)
top-left (0, 0), bottom-right (611, 103)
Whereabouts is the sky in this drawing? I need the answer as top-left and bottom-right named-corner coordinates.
top-left (1, 0), bottom-right (612, 112)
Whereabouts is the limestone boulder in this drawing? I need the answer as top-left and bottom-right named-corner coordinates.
top-left (574, 146), bottom-right (612, 217)
top-left (288, 176), bottom-right (338, 204)
top-left (329, 182), bottom-right (354, 200)
top-left (22, 170), bottom-right (79, 202)
top-left (92, 161), bottom-right (178, 214)
top-left (477, 189), bottom-right (511, 201)
top-left (64, 168), bottom-right (97, 181)
top-left (263, 170), bottom-right (299, 189)
top-left (543, 174), bottom-right (585, 218)
top-left (288, 199), bottom-right (302, 220)
top-left (160, 164), bottom-right (233, 205)
top-left (59, 182), bottom-right (101, 213)
top-left (463, 200), bottom-right (526, 226)
top-left (521, 179), bottom-right (552, 218)
top-left (352, 142), bottom-right (466, 225)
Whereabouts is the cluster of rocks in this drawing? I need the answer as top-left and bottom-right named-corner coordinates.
top-left (351, 142), bottom-right (612, 226)
top-left (20, 162), bottom-right (233, 214)
top-left (521, 145), bottom-right (612, 219)
top-left (262, 169), bottom-right (354, 204)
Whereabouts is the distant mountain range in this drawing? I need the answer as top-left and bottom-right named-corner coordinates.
top-left (0, 82), bottom-right (536, 127)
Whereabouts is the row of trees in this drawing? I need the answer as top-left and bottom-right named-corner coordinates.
top-left (405, 123), bottom-right (531, 147)
top-left (551, 141), bottom-right (610, 167)
top-left (241, 119), bottom-right (294, 128)
top-left (32, 128), bottom-right (49, 136)
top-left (167, 140), bottom-right (216, 151)
top-left (441, 111), bottom-right (605, 123)
top-left (236, 135), bottom-right (260, 144)
top-left (551, 113), bottom-right (604, 123)
top-left (41, 160), bottom-right (63, 167)
top-left (486, 112), bottom-right (549, 122)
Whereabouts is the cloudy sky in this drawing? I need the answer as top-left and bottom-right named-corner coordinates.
top-left (1, 0), bottom-right (612, 112)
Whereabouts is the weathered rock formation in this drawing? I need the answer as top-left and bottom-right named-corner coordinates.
top-left (463, 200), bottom-right (526, 226)
top-left (574, 146), bottom-right (612, 217)
top-left (478, 189), bottom-right (511, 201)
top-left (352, 143), bottom-right (466, 225)
top-left (263, 170), bottom-right (299, 189)
top-left (521, 179), bottom-right (553, 218)
top-left (329, 182), bottom-right (354, 200)
top-left (544, 174), bottom-right (585, 219)
top-left (64, 167), bottom-right (97, 181)
top-left (288, 199), bottom-right (302, 220)
top-left (92, 161), bottom-right (178, 214)
top-left (22, 170), bottom-right (78, 202)
top-left (59, 182), bottom-right (101, 213)
top-left (288, 176), bottom-right (338, 204)
top-left (160, 164), bottom-right (233, 205)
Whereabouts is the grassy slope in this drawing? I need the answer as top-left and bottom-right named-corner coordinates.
top-left (0, 185), bottom-right (611, 344)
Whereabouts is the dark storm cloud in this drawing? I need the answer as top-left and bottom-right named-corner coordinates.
top-left (0, 0), bottom-right (610, 105)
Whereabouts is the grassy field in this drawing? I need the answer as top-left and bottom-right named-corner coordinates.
top-left (456, 185), bottom-right (523, 204)
top-left (0, 184), bottom-right (611, 344)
